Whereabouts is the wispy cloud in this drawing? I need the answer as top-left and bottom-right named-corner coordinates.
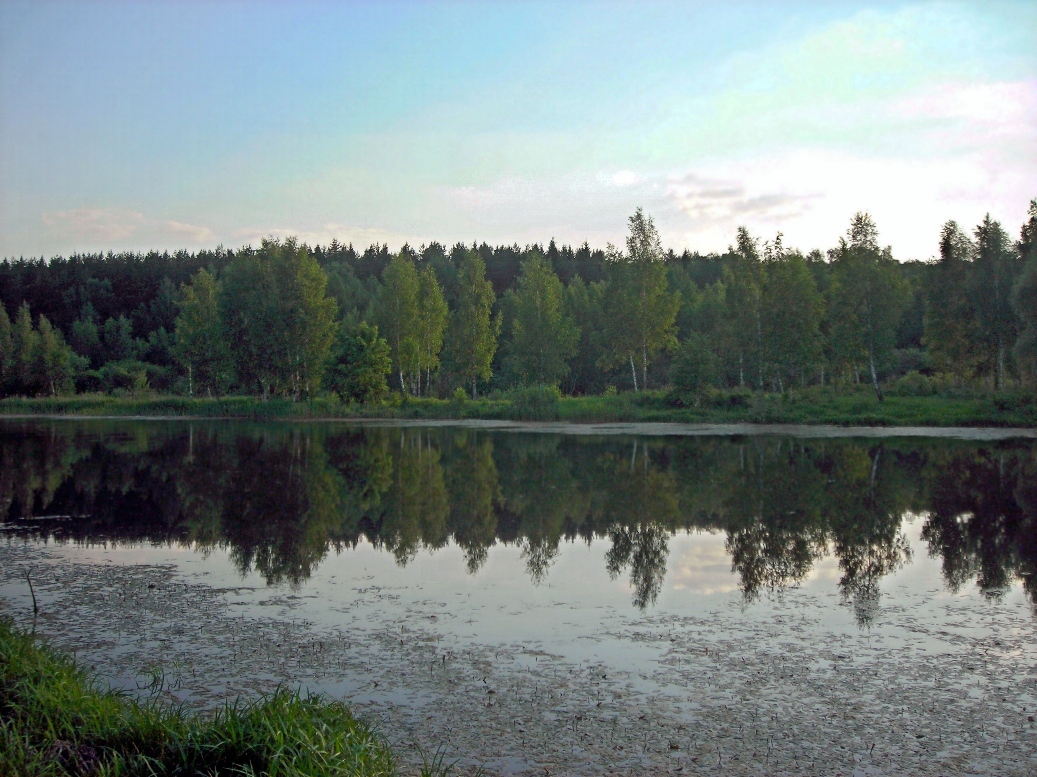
top-left (41, 208), bottom-right (145, 243)
top-left (162, 220), bottom-right (217, 245)
top-left (231, 224), bottom-right (424, 251)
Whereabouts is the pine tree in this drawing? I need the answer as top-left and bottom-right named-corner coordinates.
top-left (972, 215), bottom-right (1023, 389)
top-left (924, 221), bottom-right (980, 381)
top-left (1011, 199), bottom-right (1037, 386)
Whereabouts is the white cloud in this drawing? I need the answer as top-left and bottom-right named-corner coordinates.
top-left (161, 220), bottom-right (217, 245)
top-left (669, 532), bottom-right (739, 595)
top-left (231, 224), bottom-right (424, 251)
top-left (41, 207), bottom-right (145, 243)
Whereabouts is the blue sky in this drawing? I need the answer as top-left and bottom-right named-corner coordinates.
top-left (1, 1), bottom-right (1034, 260)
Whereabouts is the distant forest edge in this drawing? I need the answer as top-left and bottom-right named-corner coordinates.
top-left (1, 201), bottom-right (1036, 417)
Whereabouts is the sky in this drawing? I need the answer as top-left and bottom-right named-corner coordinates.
top-left (1, 0), bottom-right (1034, 261)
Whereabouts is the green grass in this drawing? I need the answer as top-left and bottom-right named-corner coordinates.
top-left (0, 619), bottom-right (402, 776)
top-left (1, 386), bottom-right (1035, 427)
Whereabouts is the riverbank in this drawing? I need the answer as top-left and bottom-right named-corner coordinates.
top-left (0, 619), bottom-right (408, 777)
top-left (1, 387), bottom-right (1036, 427)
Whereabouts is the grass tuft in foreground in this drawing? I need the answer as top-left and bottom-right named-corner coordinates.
top-left (0, 619), bottom-right (398, 776)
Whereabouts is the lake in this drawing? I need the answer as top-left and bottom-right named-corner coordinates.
top-left (1, 418), bottom-right (1036, 775)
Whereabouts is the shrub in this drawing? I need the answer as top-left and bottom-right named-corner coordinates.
top-left (505, 385), bottom-right (561, 420)
top-left (890, 370), bottom-right (937, 397)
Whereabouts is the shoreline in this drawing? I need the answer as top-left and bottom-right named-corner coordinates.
top-left (1, 413), bottom-right (1036, 439)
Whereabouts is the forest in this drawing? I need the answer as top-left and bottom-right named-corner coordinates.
top-left (1, 200), bottom-right (1036, 405)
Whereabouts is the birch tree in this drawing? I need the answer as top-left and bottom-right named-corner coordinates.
top-left (375, 252), bottom-right (420, 393)
top-left (506, 252), bottom-right (578, 387)
top-left (828, 213), bottom-right (907, 400)
top-left (416, 265), bottom-right (448, 396)
top-left (446, 251), bottom-right (499, 398)
top-left (598, 209), bottom-right (679, 391)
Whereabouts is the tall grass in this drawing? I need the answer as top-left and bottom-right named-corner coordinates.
top-left (0, 619), bottom-right (398, 776)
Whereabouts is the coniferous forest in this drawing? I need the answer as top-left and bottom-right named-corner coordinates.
top-left (1, 201), bottom-right (1036, 407)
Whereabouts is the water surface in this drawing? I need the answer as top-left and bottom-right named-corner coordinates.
top-left (1, 419), bottom-right (1035, 775)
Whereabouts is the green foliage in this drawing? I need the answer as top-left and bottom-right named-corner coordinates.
top-left (329, 321), bottom-right (392, 404)
top-left (828, 213), bottom-right (908, 399)
top-left (1, 304), bottom-right (77, 397)
top-left (0, 304), bottom-right (12, 393)
top-left (444, 251), bottom-right (499, 398)
top-left (221, 238), bottom-right (339, 399)
top-left (924, 221), bottom-right (981, 380)
top-left (35, 316), bottom-right (76, 396)
top-left (506, 252), bottom-right (578, 387)
top-left (971, 214), bottom-right (1023, 390)
top-left (174, 268), bottom-right (232, 397)
top-left (375, 251), bottom-right (421, 393)
top-left (598, 209), bottom-right (680, 391)
top-left (101, 315), bottom-right (136, 363)
top-left (761, 241), bottom-right (823, 392)
top-left (669, 332), bottom-right (718, 402)
top-left (1013, 199), bottom-right (1037, 385)
top-left (889, 370), bottom-right (938, 397)
top-left (415, 265), bottom-right (448, 397)
top-left (0, 619), bottom-right (396, 776)
top-left (503, 384), bottom-right (563, 420)
top-left (724, 227), bottom-right (765, 389)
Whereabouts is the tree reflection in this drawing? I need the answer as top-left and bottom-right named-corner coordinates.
top-left (2, 421), bottom-right (1036, 622)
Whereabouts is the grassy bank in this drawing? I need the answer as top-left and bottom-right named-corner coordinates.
top-left (0, 386), bottom-right (1035, 427)
top-left (0, 620), bottom-right (403, 776)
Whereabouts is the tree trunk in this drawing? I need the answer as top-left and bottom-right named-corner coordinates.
top-left (997, 335), bottom-right (1005, 391)
top-left (629, 353), bottom-right (638, 392)
top-left (642, 341), bottom-right (648, 392)
top-left (739, 353), bottom-right (744, 388)
top-left (869, 353), bottom-right (884, 402)
top-left (471, 377), bottom-right (476, 400)
top-left (399, 368), bottom-right (406, 394)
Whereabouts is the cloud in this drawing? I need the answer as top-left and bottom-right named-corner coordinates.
top-left (666, 173), bottom-right (818, 228)
top-left (597, 170), bottom-right (641, 188)
top-left (41, 207), bottom-right (145, 243)
top-left (231, 224), bottom-right (424, 251)
top-left (669, 532), bottom-right (739, 595)
top-left (162, 220), bottom-right (217, 244)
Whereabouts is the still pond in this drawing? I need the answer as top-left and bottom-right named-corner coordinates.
top-left (1, 418), bottom-right (1036, 775)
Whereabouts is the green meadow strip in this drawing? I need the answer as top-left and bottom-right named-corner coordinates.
top-left (1, 387), bottom-right (1035, 427)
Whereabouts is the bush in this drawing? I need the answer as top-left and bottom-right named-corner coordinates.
top-left (890, 370), bottom-right (937, 397)
top-left (505, 385), bottom-right (561, 420)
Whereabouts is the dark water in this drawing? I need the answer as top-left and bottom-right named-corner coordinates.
top-left (2, 419), bottom-right (1036, 621)
top-left (3, 419), bottom-right (1037, 775)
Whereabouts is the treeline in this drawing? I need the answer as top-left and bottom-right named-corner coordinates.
top-left (3, 423), bottom-right (1035, 619)
top-left (1, 201), bottom-right (1035, 401)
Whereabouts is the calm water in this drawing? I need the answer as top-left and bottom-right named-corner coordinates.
top-left (2, 418), bottom-right (1036, 775)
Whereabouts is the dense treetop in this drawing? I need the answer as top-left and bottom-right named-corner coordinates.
top-left (1, 200), bottom-right (1035, 400)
